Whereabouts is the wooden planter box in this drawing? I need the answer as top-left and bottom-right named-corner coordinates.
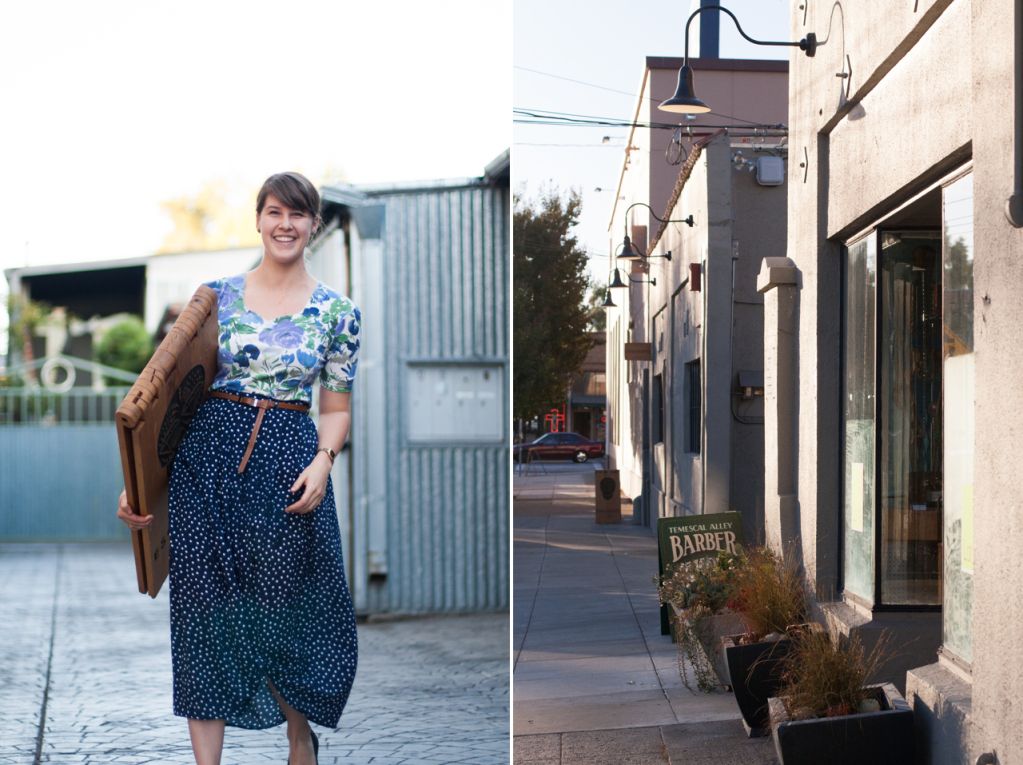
top-left (723, 633), bottom-right (793, 737)
top-left (768, 683), bottom-right (914, 764)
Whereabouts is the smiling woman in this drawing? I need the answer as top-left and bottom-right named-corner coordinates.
top-left (116, 171), bottom-right (360, 765)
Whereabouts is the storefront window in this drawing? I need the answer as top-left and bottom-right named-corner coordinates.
top-left (842, 172), bottom-right (974, 621)
top-left (878, 230), bottom-right (942, 605)
top-left (941, 173), bottom-right (974, 662)
top-left (843, 235), bottom-right (876, 601)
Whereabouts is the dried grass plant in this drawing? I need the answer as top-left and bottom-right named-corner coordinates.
top-left (780, 629), bottom-right (892, 720)
top-left (729, 547), bottom-right (806, 642)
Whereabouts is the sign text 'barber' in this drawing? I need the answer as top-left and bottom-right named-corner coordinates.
top-left (657, 511), bottom-right (744, 568)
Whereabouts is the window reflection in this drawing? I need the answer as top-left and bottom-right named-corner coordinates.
top-left (879, 231), bottom-right (942, 605)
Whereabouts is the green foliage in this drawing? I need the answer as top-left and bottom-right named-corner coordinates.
top-left (658, 550), bottom-right (743, 615)
top-left (659, 551), bottom-right (744, 693)
top-left (780, 629), bottom-right (892, 719)
top-left (730, 547), bottom-right (806, 641)
top-left (513, 189), bottom-right (594, 420)
top-left (95, 317), bottom-right (153, 377)
top-left (586, 283), bottom-right (607, 332)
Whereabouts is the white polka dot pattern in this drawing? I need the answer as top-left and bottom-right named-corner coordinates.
top-left (167, 394), bottom-right (357, 730)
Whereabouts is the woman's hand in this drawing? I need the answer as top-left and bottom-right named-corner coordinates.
top-left (116, 489), bottom-right (153, 531)
top-left (285, 452), bottom-right (333, 514)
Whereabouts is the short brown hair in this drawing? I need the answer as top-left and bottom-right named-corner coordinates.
top-left (256, 172), bottom-right (323, 231)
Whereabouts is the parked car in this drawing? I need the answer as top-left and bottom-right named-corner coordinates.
top-left (513, 432), bottom-right (604, 463)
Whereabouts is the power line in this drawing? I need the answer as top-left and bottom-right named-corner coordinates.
top-left (514, 107), bottom-right (787, 133)
top-left (514, 142), bottom-right (625, 148)
top-left (515, 65), bottom-right (785, 127)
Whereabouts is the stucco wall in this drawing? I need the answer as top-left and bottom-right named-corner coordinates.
top-left (778, 0), bottom-right (1023, 760)
top-left (969, 0), bottom-right (1023, 759)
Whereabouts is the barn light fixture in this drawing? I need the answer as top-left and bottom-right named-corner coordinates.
top-left (609, 267), bottom-right (656, 289)
top-left (618, 202), bottom-right (692, 261)
top-left (659, 4), bottom-right (817, 115)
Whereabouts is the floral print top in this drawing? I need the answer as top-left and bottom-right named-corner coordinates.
top-left (204, 273), bottom-right (361, 403)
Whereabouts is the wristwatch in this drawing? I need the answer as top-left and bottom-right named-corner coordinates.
top-left (316, 447), bottom-right (336, 464)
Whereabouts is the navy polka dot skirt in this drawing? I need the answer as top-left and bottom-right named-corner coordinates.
top-left (167, 393), bottom-right (357, 730)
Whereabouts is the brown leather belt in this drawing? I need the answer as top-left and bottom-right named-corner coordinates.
top-left (208, 390), bottom-right (311, 473)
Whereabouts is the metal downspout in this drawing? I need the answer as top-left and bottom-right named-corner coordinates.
top-left (1007, 0), bottom-right (1023, 226)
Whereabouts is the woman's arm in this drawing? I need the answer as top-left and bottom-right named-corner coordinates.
top-left (284, 389), bottom-right (352, 514)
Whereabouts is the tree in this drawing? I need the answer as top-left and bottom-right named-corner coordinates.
top-left (585, 283), bottom-right (608, 332)
top-left (158, 179), bottom-right (261, 253)
top-left (95, 317), bottom-right (153, 379)
top-left (513, 189), bottom-right (594, 421)
top-left (6, 293), bottom-right (50, 384)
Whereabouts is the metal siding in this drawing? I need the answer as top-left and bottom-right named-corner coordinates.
top-left (368, 184), bottom-right (507, 614)
top-left (0, 426), bottom-right (125, 540)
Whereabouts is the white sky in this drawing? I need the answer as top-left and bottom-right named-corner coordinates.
top-left (513, 0), bottom-right (788, 284)
top-left (0, 0), bottom-right (511, 272)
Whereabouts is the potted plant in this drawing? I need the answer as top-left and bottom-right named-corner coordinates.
top-left (768, 629), bottom-right (913, 764)
top-left (721, 546), bottom-right (807, 736)
top-left (657, 550), bottom-right (744, 691)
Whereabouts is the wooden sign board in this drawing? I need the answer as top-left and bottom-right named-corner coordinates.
top-left (115, 285), bottom-right (218, 597)
top-left (656, 512), bottom-right (744, 634)
top-left (624, 342), bottom-right (652, 361)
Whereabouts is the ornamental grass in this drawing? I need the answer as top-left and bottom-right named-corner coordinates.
top-left (779, 629), bottom-right (892, 720)
top-left (728, 546), bottom-right (806, 642)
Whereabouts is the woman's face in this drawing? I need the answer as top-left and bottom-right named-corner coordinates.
top-left (256, 194), bottom-right (315, 265)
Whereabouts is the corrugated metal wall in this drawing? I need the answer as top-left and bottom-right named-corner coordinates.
top-left (0, 426), bottom-right (125, 540)
top-left (365, 182), bottom-right (509, 614)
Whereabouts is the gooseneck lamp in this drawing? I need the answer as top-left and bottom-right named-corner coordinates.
top-left (609, 267), bottom-right (656, 289)
top-left (618, 201), bottom-right (693, 261)
top-left (659, 4), bottom-right (818, 115)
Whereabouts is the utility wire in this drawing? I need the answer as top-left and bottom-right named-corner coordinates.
top-left (514, 107), bottom-right (787, 132)
top-left (515, 64), bottom-right (784, 127)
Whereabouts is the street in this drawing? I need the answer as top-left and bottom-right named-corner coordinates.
top-left (0, 543), bottom-right (509, 765)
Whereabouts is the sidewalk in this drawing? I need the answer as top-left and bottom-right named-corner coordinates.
top-left (0, 543), bottom-right (508, 765)
top-left (513, 466), bottom-right (776, 764)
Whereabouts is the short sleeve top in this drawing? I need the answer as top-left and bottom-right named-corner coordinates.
top-left (204, 273), bottom-right (361, 404)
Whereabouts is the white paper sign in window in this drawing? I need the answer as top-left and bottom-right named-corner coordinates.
top-left (406, 364), bottom-right (504, 443)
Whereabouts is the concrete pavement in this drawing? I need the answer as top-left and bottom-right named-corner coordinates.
top-left (0, 543), bottom-right (508, 765)
top-left (513, 465), bottom-right (776, 764)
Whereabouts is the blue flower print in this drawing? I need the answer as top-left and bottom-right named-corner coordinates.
top-left (259, 319), bottom-right (304, 349)
top-left (205, 274), bottom-right (360, 403)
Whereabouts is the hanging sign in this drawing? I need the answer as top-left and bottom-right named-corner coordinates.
top-left (624, 342), bottom-right (652, 361)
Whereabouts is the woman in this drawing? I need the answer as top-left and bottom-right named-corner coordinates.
top-left (117, 171), bottom-right (360, 765)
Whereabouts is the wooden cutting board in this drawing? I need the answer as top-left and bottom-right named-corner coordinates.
top-left (116, 285), bottom-right (218, 597)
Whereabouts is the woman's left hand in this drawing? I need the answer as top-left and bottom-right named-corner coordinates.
top-left (285, 452), bottom-right (332, 514)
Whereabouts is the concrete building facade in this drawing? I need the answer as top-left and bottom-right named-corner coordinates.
top-left (604, 57), bottom-right (787, 538)
top-left (760, 1), bottom-right (1020, 761)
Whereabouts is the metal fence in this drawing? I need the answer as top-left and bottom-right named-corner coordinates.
top-left (0, 387), bottom-right (131, 425)
top-left (0, 387), bottom-right (130, 540)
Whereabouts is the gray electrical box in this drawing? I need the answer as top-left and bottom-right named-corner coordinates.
top-left (406, 364), bottom-right (504, 443)
top-left (755, 156), bottom-right (785, 186)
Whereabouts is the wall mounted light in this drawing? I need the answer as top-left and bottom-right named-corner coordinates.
top-left (609, 267), bottom-right (656, 289)
top-left (618, 201), bottom-right (693, 261)
top-left (659, 4), bottom-right (817, 115)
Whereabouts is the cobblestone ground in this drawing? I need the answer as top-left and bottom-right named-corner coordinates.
top-left (0, 544), bottom-right (509, 765)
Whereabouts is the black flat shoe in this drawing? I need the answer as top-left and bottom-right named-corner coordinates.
top-left (287, 730), bottom-right (319, 765)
